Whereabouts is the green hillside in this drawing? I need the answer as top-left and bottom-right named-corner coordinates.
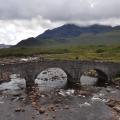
top-left (67, 30), bottom-right (120, 45)
top-left (14, 24), bottom-right (120, 48)
top-left (2, 25), bottom-right (120, 61)
top-left (16, 30), bottom-right (120, 48)
top-left (1, 45), bottom-right (120, 62)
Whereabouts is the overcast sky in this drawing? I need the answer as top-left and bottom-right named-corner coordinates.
top-left (0, 0), bottom-right (120, 45)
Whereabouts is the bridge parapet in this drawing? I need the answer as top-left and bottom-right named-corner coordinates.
top-left (0, 60), bottom-right (120, 87)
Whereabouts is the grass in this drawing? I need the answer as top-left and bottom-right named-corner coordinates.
top-left (0, 45), bottom-right (120, 62)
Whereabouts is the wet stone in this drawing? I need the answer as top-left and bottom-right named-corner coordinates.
top-left (52, 115), bottom-right (56, 119)
top-left (32, 102), bottom-right (37, 106)
top-left (15, 107), bottom-right (25, 112)
top-left (39, 107), bottom-right (46, 114)
top-left (106, 100), bottom-right (116, 107)
top-left (113, 105), bottom-right (120, 113)
top-left (64, 105), bottom-right (69, 109)
top-left (79, 90), bottom-right (92, 96)
top-left (48, 105), bottom-right (55, 111)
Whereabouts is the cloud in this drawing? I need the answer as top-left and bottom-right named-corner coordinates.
top-left (1, 16), bottom-right (120, 45)
top-left (0, 0), bottom-right (120, 44)
top-left (0, 0), bottom-right (120, 21)
top-left (0, 16), bottom-right (63, 45)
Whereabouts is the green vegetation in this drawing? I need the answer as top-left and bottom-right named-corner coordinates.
top-left (0, 45), bottom-right (120, 62)
top-left (66, 30), bottom-right (120, 45)
top-left (16, 30), bottom-right (120, 48)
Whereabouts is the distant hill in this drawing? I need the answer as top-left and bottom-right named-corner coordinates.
top-left (15, 24), bottom-right (120, 47)
top-left (0, 44), bottom-right (11, 48)
top-left (36, 24), bottom-right (112, 39)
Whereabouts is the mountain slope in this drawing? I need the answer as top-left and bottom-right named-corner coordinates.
top-left (0, 44), bottom-right (12, 48)
top-left (16, 37), bottom-right (40, 47)
top-left (36, 24), bottom-right (113, 39)
top-left (14, 24), bottom-right (120, 47)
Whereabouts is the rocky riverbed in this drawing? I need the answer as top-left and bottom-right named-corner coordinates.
top-left (0, 86), bottom-right (120, 120)
top-left (0, 80), bottom-right (120, 120)
top-left (0, 62), bottom-right (120, 120)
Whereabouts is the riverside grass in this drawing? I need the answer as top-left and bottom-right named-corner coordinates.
top-left (0, 45), bottom-right (120, 62)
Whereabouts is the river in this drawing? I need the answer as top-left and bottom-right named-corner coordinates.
top-left (0, 68), bottom-right (120, 120)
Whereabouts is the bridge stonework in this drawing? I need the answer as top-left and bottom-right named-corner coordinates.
top-left (0, 60), bottom-right (120, 87)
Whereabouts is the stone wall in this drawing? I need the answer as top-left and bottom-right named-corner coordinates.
top-left (0, 60), bottom-right (120, 86)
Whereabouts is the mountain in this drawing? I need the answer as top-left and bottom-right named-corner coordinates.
top-left (14, 24), bottom-right (120, 47)
top-left (36, 24), bottom-right (112, 39)
top-left (0, 44), bottom-right (12, 48)
top-left (16, 37), bottom-right (40, 47)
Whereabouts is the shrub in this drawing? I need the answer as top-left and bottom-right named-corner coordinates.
top-left (96, 49), bottom-right (104, 53)
top-left (63, 49), bottom-right (70, 53)
top-left (75, 56), bottom-right (79, 60)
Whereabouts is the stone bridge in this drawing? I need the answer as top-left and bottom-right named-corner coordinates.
top-left (0, 60), bottom-right (120, 87)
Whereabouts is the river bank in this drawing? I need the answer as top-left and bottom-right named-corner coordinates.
top-left (0, 82), bottom-right (120, 120)
top-left (0, 58), bottom-right (120, 120)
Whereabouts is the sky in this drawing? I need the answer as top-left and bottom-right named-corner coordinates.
top-left (0, 0), bottom-right (120, 45)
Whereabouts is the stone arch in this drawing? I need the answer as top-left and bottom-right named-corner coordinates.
top-left (94, 69), bottom-right (108, 86)
top-left (0, 71), bottom-right (11, 83)
top-left (80, 68), bottom-right (108, 86)
top-left (111, 71), bottom-right (120, 85)
top-left (35, 66), bottom-right (73, 81)
top-left (34, 67), bottom-right (73, 90)
top-left (113, 71), bottom-right (120, 78)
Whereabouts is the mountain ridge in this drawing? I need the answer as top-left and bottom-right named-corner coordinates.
top-left (0, 44), bottom-right (12, 48)
top-left (14, 24), bottom-right (120, 47)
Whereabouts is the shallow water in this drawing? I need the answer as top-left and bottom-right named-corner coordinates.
top-left (0, 69), bottom-right (119, 120)
top-left (0, 68), bottom-right (99, 93)
top-left (80, 76), bottom-right (98, 86)
top-left (0, 74), bottom-right (26, 92)
top-left (35, 68), bottom-right (67, 91)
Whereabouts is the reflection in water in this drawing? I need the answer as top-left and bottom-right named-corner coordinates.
top-left (0, 68), bottom-right (68, 93)
top-left (80, 76), bottom-right (98, 86)
top-left (0, 68), bottom-right (101, 93)
top-left (35, 68), bottom-right (67, 91)
top-left (0, 74), bottom-right (26, 92)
